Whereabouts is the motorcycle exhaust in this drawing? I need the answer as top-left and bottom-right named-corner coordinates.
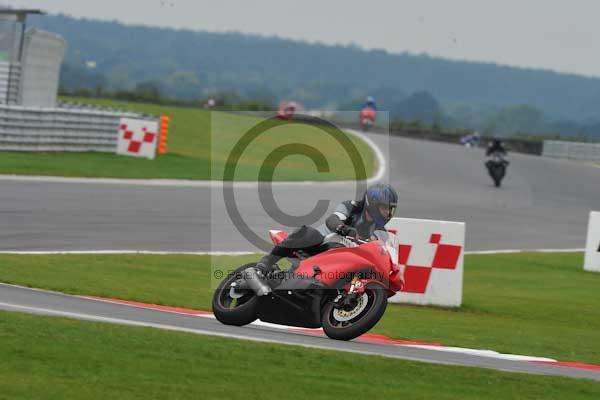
top-left (243, 267), bottom-right (272, 297)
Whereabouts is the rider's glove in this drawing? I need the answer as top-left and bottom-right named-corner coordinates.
top-left (336, 224), bottom-right (358, 239)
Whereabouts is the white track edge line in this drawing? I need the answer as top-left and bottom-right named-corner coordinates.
top-left (78, 294), bottom-right (562, 365)
top-left (0, 284), bottom-right (583, 369)
top-left (0, 301), bottom-right (562, 368)
top-left (0, 130), bottom-right (386, 187)
top-left (465, 249), bottom-right (584, 255)
top-left (345, 129), bottom-right (386, 184)
top-left (0, 301), bottom-right (468, 369)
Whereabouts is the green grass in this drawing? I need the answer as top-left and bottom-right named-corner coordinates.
top-left (0, 97), bottom-right (375, 181)
top-left (1, 312), bottom-right (599, 399)
top-left (0, 252), bottom-right (598, 364)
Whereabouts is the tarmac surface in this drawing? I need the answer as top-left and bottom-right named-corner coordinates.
top-left (1, 133), bottom-right (597, 252)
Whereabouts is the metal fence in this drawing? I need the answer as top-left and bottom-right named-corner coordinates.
top-left (0, 104), bottom-right (157, 152)
top-left (543, 140), bottom-right (600, 161)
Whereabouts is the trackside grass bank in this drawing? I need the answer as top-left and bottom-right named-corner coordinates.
top-left (0, 252), bottom-right (598, 364)
top-left (0, 97), bottom-right (375, 181)
top-left (1, 311), bottom-right (599, 399)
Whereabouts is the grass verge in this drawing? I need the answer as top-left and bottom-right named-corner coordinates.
top-left (0, 252), bottom-right (598, 363)
top-left (0, 97), bottom-right (375, 181)
top-left (1, 311), bottom-right (599, 399)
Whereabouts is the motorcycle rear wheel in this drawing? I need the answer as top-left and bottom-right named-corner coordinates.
top-left (488, 164), bottom-right (505, 188)
top-left (321, 282), bottom-right (387, 341)
top-left (212, 263), bottom-right (259, 326)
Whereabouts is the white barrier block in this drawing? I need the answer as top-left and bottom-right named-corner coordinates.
top-left (387, 217), bottom-right (465, 307)
top-left (117, 118), bottom-right (159, 160)
top-left (584, 211), bottom-right (600, 272)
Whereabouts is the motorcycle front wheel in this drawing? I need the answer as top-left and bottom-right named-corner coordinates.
top-left (492, 166), bottom-right (505, 187)
top-left (321, 282), bottom-right (388, 341)
top-left (212, 263), bottom-right (259, 326)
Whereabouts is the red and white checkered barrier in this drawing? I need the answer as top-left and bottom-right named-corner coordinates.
top-left (117, 118), bottom-right (160, 160)
top-left (386, 217), bottom-right (465, 307)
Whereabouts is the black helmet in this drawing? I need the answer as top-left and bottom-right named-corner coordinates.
top-left (364, 183), bottom-right (398, 228)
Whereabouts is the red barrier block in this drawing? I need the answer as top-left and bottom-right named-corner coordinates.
top-left (431, 244), bottom-right (462, 270)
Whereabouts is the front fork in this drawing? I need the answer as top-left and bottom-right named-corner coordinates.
top-left (333, 277), bottom-right (366, 310)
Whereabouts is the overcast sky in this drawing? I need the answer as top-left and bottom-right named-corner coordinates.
top-left (7, 0), bottom-right (600, 77)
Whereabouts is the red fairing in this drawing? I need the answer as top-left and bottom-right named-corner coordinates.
top-left (387, 264), bottom-right (403, 293)
top-left (277, 102), bottom-right (297, 120)
top-left (295, 240), bottom-right (401, 295)
top-left (269, 230), bottom-right (289, 246)
top-left (360, 108), bottom-right (377, 121)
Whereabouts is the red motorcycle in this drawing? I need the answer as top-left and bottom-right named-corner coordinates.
top-left (212, 230), bottom-right (404, 340)
top-left (359, 107), bottom-right (377, 131)
top-left (277, 101), bottom-right (298, 120)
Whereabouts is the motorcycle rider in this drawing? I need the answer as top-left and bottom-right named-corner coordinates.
top-left (486, 137), bottom-right (507, 157)
top-left (485, 137), bottom-right (509, 168)
top-left (255, 183), bottom-right (399, 273)
top-left (363, 96), bottom-right (377, 111)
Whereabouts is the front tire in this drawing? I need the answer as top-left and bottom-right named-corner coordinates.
top-left (321, 282), bottom-right (388, 341)
top-left (493, 167), bottom-right (505, 187)
top-left (212, 263), bottom-right (259, 326)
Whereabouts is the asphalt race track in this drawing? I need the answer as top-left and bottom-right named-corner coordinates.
top-left (1, 133), bottom-right (599, 252)
top-left (1, 284), bottom-right (599, 381)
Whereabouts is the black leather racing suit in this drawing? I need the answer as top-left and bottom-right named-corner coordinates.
top-left (486, 141), bottom-right (507, 157)
top-left (256, 200), bottom-right (381, 272)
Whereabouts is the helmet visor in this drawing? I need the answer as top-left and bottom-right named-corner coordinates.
top-left (377, 204), bottom-right (396, 221)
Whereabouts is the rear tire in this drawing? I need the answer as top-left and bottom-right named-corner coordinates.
top-left (490, 165), bottom-right (504, 188)
top-left (212, 263), bottom-right (259, 326)
top-left (321, 282), bottom-right (388, 341)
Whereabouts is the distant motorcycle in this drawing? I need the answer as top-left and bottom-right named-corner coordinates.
top-left (460, 133), bottom-right (481, 148)
top-left (277, 101), bottom-right (298, 120)
top-left (212, 230), bottom-right (403, 341)
top-left (359, 107), bottom-right (377, 131)
top-left (485, 152), bottom-right (509, 187)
